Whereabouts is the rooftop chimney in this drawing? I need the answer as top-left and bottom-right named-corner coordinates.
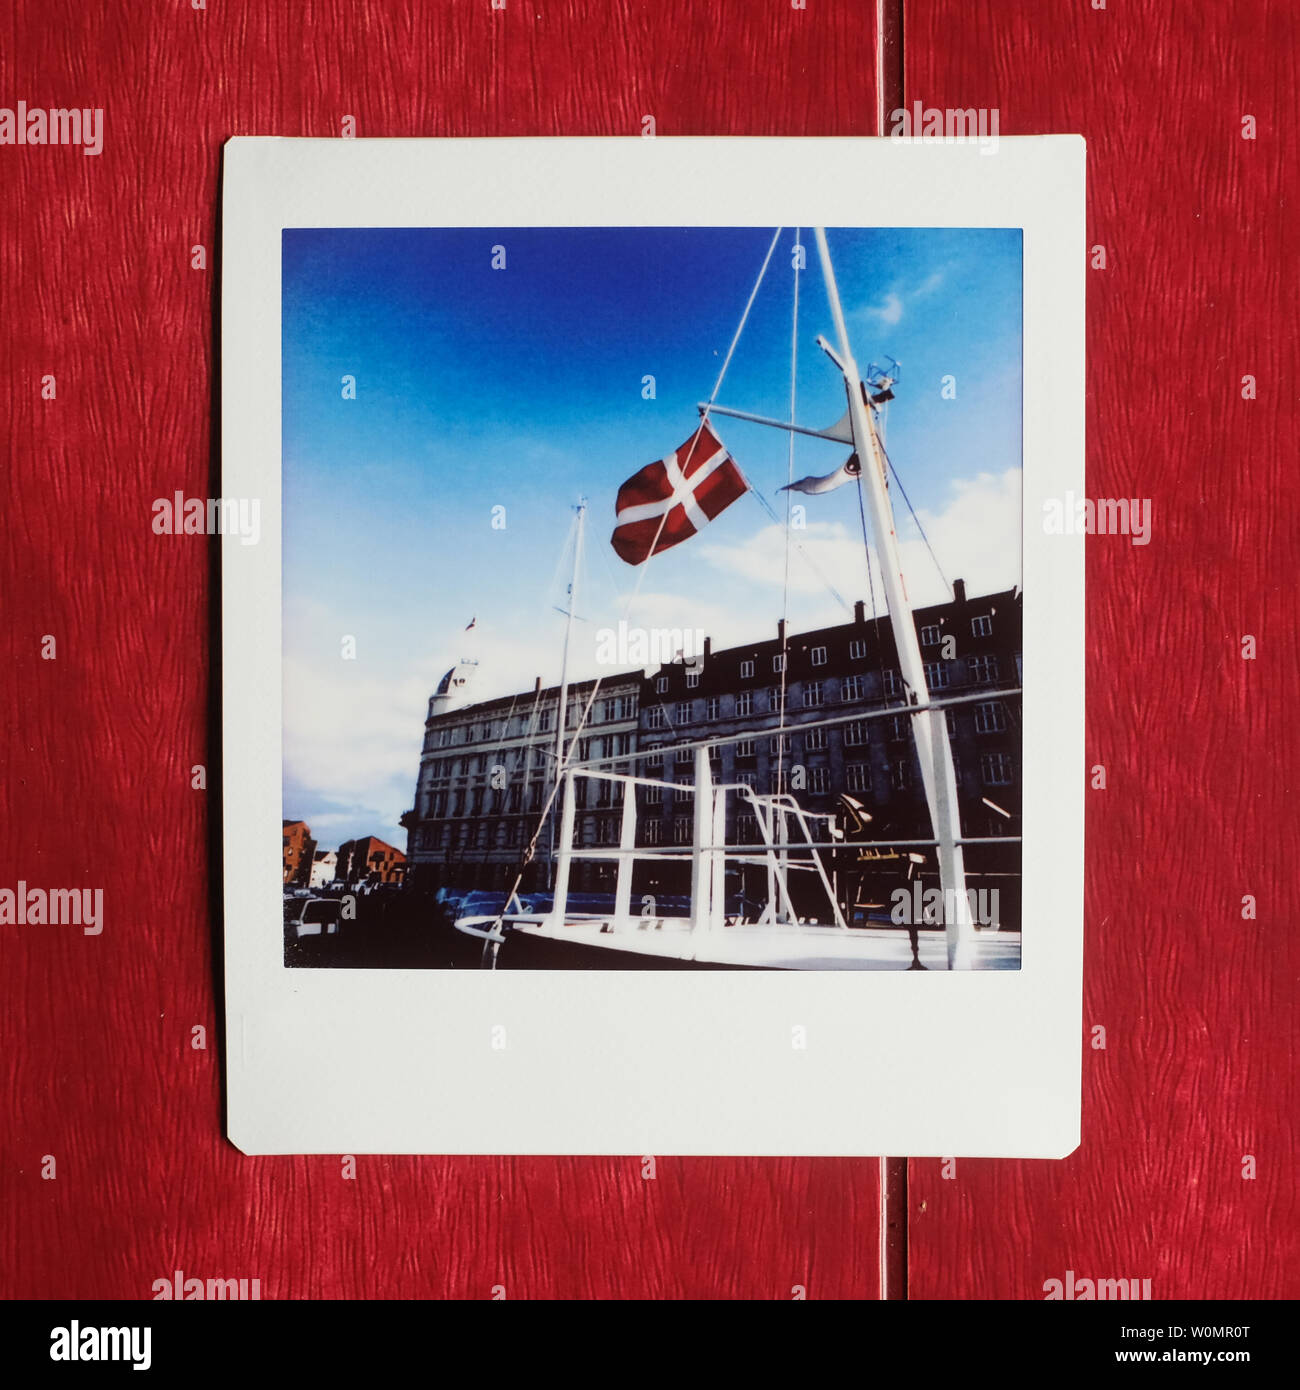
top-left (704, 636), bottom-right (712, 658)
top-left (777, 618), bottom-right (786, 641)
top-left (952, 578), bottom-right (966, 605)
top-left (854, 599), bottom-right (866, 624)
top-left (534, 675), bottom-right (542, 694)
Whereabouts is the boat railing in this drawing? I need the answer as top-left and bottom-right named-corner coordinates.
top-left (550, 750), bottom-right (849, 935)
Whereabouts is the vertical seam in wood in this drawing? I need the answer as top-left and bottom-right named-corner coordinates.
top-left (876, 0), bottom-right (908, 1302)
top-left (876, 0), bottom-right (905, 137)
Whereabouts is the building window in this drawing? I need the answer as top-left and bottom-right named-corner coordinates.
top-left (653, 676), bottom-right (668, 694)
top-left (772, 653), bottom-right (786, 673)
top-left (811, 646), bottom-right (827, 667)
top-left (673, 818), bottom-right (692, 845)
top-left (970, 654), bottom-right (1000, 683)
top-left (675, 745), bottom-right (692, 765)
top-left (736, 691), bottom-right (754, 717)
top-left (673, 782), bottom-right (691, 803)
top-left (920, 624), bottom-right (941, 646)
top-left (607, 732), bottom-right (631, 758)
top-left (923, 661), bottom-right (950, 690)
top-left (805, 727), bottom-right (827, 751)
top-left (808, 766), bottom-right (829, 794)
top-left (740, 658), bottom-right (755, 679)
top-left (971, 614), bottom-right (993, 638)
top-left (706, 696), bottom-right (721, 720)
top-left (882, 669), bottom-right (902, 697)
top-left (769, 687), bottom-right (785, 712)
top-left (844, 720), bottom-right (869, 747)
top-left (736, 772), bottom-right (757, 789)
top-left (975, 700), bottom-right (1008, 734)
top-left (643, 781), bottom-right (663, 805)
top-left (841, 674), bottom-right (866, 701)
top-left (770, 733), bottom-right (792, 756)
top-left (849, 638), bottom-right (867, 660)
top-left (846, 763), bottom-right (870, 792)
top-left (737, 814), bottom-right (758, 843)
top-left (646, 706), bottom-right (665, 730)
top-left (646, 746), bottom-right (663, 768)
top-left (773, 768), bottom-right (788, 794)
top-left (538, 709), bottom-right (553, 732)
top-left (803, 681), bottom-right (824, 707)
top-left (735, 739), bottom-right (755, 758)
top-left (644, 819), bottom-right (662, 846)
top-left (438, 729), bottom-right (451, 748)
top-left (685, 669), bottom-right (701, 689)
top-left (887, 714), bottom-right (910, 742)
top-left (892, 760), bottom-right (911, 791)
top-left (674, 701), bottom-right (692, 723)
top-left (981, 752), bottom-right (1015, 786)
top-left (507, 785), bottom-right (521, 813)
top-left (595, 779), bottom-right (613, 808)
top-left (596, 817), bottom-right (618, 845)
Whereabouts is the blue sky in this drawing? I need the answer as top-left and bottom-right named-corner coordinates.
top-left (282, 226), bottom-right (1022, 849)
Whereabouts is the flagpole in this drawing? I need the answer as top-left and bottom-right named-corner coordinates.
top-left (550, 499), bottom-right (586, 889)
top-left (812, 228), bottom-right (973, 970)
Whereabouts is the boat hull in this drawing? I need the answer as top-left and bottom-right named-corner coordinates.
top-left (454, 914), bottom-right (1021, 971)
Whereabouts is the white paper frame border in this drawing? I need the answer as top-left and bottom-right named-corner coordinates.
top-left (222, 136), bottom-right (1085, 1157)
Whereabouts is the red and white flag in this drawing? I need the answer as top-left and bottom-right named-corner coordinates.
top-left (610, 420), bottom-right (747, 566)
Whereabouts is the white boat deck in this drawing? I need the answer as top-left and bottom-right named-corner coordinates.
top-left (455, 914), bottom-right (1021, 971)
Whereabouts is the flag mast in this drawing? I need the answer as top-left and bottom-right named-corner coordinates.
top-left (811, 227), bottom-right (973, 969)
top-left (549, 498), bottom-right (586, 888)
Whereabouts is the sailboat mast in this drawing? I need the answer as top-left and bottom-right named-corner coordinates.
top-left (812, 228), bottom-right (974, 969)
top-left (555, 500), bottom-right (586, 770)
top-left (547, 499), bottom-right (585, 892)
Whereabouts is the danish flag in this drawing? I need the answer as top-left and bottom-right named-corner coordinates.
top-left (610, 420), bottom-right (747, 566)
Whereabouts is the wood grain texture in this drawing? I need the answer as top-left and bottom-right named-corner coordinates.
top-left (0, 0), bottom-right (883, 1300)
top-left (906, 0), bottom-right (1299, 1300)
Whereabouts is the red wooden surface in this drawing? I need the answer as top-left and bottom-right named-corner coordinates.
top-left (3, 0), bottom-right (1294, 1302)
top-left (0, 0), bottom-right (885, 1301)
top-left (906, 0), bottom-right (1299, 1300)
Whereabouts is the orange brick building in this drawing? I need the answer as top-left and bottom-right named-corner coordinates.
top-left (282, 820), bottom-right (316, 886)
top-left (335, 836), bottom-right (405, 886)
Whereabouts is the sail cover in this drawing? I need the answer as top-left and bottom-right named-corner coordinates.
top-left (610, 421), bottom-right (747, 565)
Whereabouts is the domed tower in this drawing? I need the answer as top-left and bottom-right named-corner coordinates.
top-left (429, 656), bottom-right (478, 718)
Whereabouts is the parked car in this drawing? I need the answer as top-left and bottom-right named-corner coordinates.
top-left (284, 897), bottom-right (343, 941)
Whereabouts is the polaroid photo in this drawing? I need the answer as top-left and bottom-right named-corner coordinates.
top-left (222, 135), bottom-right (1085, 1156)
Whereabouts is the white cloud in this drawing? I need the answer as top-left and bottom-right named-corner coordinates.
top-left (853, 266), bottom-right (947, 330)
top-left (697, 468), bottom-right (1021, 613)
top-left (865, 291), bottom-right (904, 326)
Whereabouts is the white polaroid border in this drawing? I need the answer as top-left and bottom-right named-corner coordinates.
top-left (222, 136), bottom-right (1084, 1157)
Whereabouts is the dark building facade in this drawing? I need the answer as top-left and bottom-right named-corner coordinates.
top-left (631, 580), bottom-right (1021, 925)
top-left (403, 581), bottom-right (1021, 923)
top-left (402, 673), bottom-right (642, 894)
